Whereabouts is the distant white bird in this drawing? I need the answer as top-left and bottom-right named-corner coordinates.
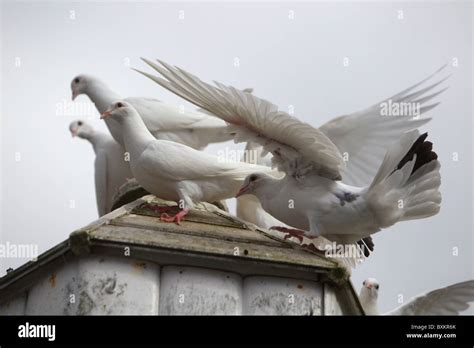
top-left (70, 74), bottom-right (233, 150)
top-left (135, 59), bottom-right (444, 250)
top-left (69, 120), bottom-right (132, 216)
top-left (100, 101), bottom-right (274, 224)
top-left (359, 278), bottom-right (474, 315)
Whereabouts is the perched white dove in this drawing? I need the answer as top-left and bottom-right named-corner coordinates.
top-left (235, 142), bottom-right (369, 270)
top-left (69, 120), bottom-right (132, 216)
top-left (70, 74), bottom-right (233, 149)
top-left (236, 141), bottom-right (286, 229)
top-left (359, 278), bottom-right (474, 315)
top-left (134, 59), bottom-right (445, 251)
top-left (100, 101), bottom-right (274, 224)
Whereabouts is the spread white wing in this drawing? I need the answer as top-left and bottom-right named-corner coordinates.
top-left (135, 59), bottom-right (345, 181)
top-left (320, 65), bottom-right (449, 186)
top-left (386, 280), bottom-right (474, 315)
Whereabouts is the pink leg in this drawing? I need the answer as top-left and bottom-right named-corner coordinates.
top-left (300, 243), bottom-right (319, 252)
top-left (270, 226), bottom-right (307, 243)
top-left (143, 204), bottom-right (176, 214)
top-left (160, 209), bottom-right (190, 225)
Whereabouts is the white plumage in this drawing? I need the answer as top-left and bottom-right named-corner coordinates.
top-left (69, 120), bottom-right (132, 216)
top-left (137, 59), bottom-right (445, 252)
top-left (236, 141), bottom-right (289, 230)
top-left (71, 74), bottom-right (233, 150)
top-left (359, 278), bottom-right (474, 315)
top-left (100, 101), bottom-right (274, 224)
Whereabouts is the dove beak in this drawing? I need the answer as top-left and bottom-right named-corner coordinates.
top-left (71, 131), bottom-right (77, 137)
top-left (72, 91), bottom-right (78, 101)
top-left (236, 184), bottom-right (250, 198)
top-left (101, 110), bottom-right (112, 119)
top-left (366, 284), bottom-right (373, 289)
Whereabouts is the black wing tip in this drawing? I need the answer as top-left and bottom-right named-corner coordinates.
top-left (357, 237), bottom-right (375, 258)
top-left (395, 132), bottom-right (438, 176)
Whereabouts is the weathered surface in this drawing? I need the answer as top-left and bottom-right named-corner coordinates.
top-left (0, 292), bottom-right (27, 315)
top-left (25, 260), bottom-right (78, 315)
top-left (323, 283), bottom-right (343, 315)
top-left (0, 195), bottom-right (364, 315)
top-left (160, 266), bottom-right (241, 315)
top-left (243, 276), bottom-right (322, 315)
top-left (75, 256), bottom-right (160, 315)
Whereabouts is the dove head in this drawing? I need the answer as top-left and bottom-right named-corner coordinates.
top-left (360, 278), bottom-right (380, 300)
top-left (71, 74), bottom-right (97, 100)
top-left (100, 101), bottom-right (136, 123)
top-left (236, 173), bottom-right (272, 198)
top-left (69, 120), bottom-right (94, 139)
top-left (359, 278), bottom-right (380, 315)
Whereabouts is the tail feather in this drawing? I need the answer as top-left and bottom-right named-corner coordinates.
top-left (393, 132), bottom-right (438, 175)
top-left (368, 131), bottom-right (441, 228)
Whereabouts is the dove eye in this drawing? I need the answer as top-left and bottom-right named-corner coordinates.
top-left (249, 175), bottom-right (258, 182)
top-left (77, 121), bottom-right (83, 126)
top-left (363, 281), bottom-right (366, 286)
top-left (116, 102), bottom-right (124, 108)
top-left (375, 285), bottom-right (379, 290)
top-left (74, 77), bottom-right (80, 84)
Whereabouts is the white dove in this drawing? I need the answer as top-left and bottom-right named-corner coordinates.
top-left (100, 101), bottom-right (274, 224)
top-left (71, 74), bottom-right (232, 149)
top-left (235, 142), bottom-right (374, 265)
top-left (134, 59), bottom-right (444, 250)
top-left (359, 278), bottom-right (474, 315)
top-left (236, 141), bottom-right (286, 229)
top-left (69, 120), bottom-right (132, 216)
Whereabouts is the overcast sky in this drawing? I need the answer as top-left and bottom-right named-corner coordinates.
top-left (1, 0), bottom-right (473, 314)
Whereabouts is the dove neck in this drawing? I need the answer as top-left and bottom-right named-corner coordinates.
top-left (359, 291), bottom-right (379, 315)
top-left (121, 113), bottom-right (155, 159)
top-left (85, 81), bottom-right (125, 146)
top-left (86, 81), bottom-right (121, 114)
top-left (84, 131), bottom-right (108, 154)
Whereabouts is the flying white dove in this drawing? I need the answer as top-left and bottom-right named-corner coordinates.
top-left (70, 74), bottom-right (233, 150)
top-left (137, 59), bottom-right (448, 188)
top-left (100, 101), bottom-right (274, 224)
top-left (69, 120), bottom-right (132, 216)
top-left (134, 59), bottom-right (444, 250)
top-left (359, 278), bottom-right (474, 315)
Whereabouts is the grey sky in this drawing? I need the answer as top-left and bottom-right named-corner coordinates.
top-left (1, 0), bottom-right (472, 314)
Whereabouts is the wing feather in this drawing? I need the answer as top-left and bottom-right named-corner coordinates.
top-left (136, 58), bottom-right (345, 180)
top-left (320, 65), bottom-right (449, 186)
top-left (387, 280), bottom-right (474, 315)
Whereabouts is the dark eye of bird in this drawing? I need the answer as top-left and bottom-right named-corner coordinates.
top-left (74, 77), bottom-right (80, 84)
top-left (249, 175), bottom-right (257, 182)
top-left (77, 121), bottom-right (83, 126)
top-left (117, 102), bottom-right (123, 108)
top-left (375, 285), bottom-right (379, 289)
